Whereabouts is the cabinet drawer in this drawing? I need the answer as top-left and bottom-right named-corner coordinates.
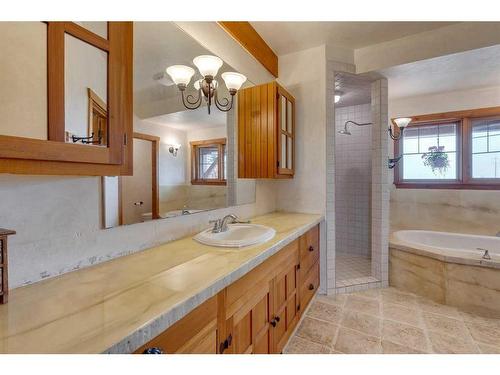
top-left (299, 225), bottom-right (319, 275)
top-left (134, 295), bottom-right (217, 354)
top-left (299, 260), bottom-right (319, 313)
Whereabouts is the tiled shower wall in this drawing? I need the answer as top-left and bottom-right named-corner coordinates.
top-left (371, 79), bottom-right (389, 285)
top-left (334, 103), bottom-right (372, 257)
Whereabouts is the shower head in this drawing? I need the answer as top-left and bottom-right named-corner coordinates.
top-left (338, 120), bottom-right (372, 136)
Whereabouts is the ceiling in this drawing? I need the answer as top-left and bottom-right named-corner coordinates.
top-left (379, 44), bottom-right (500, 99)
top-left (335, 72), bottom-right (374, 107)
top-left (251, 22), bottom-right (457, 55)
top-left (146, 107), bottom-right (226, 132)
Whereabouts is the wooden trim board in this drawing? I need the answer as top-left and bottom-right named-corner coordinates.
top-left (217, 22), bottom-right (278, 78)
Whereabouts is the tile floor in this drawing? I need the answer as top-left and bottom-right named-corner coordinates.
top-left (335, 252), bottom-right (375, 287)
top-left (284, 287), bottom-right (500, 354)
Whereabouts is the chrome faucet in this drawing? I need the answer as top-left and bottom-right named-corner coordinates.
top-left (209, 214), bottom-right (250, 233)
top-left (477, 248), bottom-right (491, 260)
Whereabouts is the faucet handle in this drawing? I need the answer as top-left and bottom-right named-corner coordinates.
top-left (209, 219), bottom-right (222, 233)
top-left (477, 248), bottom-right (491, 260)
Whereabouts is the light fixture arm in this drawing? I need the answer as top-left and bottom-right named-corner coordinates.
top-left (214, 89), bottom-right (235, 112)
top-left (388, 125), bottom-right (404, 141)
top-left (180, 86), bottom-right (203, 110)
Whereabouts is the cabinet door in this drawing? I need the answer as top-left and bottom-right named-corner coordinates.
top-left (277, 86), bottom-right (294, 176)
top-left (222, 284), bottom-right (273, 354)
top-left (272, 262), bottom-right (299, 353)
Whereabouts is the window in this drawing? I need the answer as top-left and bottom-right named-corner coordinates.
top-left (394, 107), bottom-right (500, 189)
top-left (400, 122), bottom-right (459, 181)
top-left (191, 138), bottom-right (226, 185)
top-left (471, 118), bottom-right (500, 178)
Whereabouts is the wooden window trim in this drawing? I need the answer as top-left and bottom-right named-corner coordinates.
top-left (191, 138), bottom-right (227, 186)
top-left (88, 88), bottom-right (108, 146)
top-left (394, 106), bottom-right (500, 190)
top-left (0, 21), bottom-right (133, 175)
top-left (116, 132), bottom-right (160, 225)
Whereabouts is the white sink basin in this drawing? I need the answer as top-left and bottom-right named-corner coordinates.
top-left (193, 224), bottom-right (276, 248)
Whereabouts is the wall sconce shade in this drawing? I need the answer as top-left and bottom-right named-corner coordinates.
top-left (393, 117), bottom-right (412, 129)
top-left (389, 117), bottom-right (413, 141)
top-left (221, 72), bottom-right (247, 92)
top-left (166, 65), bottom-right (195, 87)
top-left (193, 55), bottom-right (223, 78)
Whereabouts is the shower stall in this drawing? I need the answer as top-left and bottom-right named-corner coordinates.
top-left (333, 71), bottom-right (386, 292)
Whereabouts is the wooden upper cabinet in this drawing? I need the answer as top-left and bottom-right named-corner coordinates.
top-left (0, 22), bottom-right (133, 176)
top-left (238, 81), bottom-right (295, 179)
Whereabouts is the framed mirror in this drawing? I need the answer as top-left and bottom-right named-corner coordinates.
top-left (0, 21), bottom-right (132, 175)
top-left (101, 22), bottom-right (256, 227)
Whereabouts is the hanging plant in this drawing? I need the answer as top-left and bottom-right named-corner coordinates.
top-left (422, 146), bottom-right (450, 175)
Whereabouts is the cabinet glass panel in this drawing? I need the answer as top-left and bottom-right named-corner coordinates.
top-left (281, 134), bottom-right (286, 168)
top-left (64, 34), bottom-right (108, 145)
top-left (0, 22), bottom-right (47, 140)
top-left (287, 99), bottom-right (292, 134)
top-left (287, 136), bottom-right (293, 169)
top-left (280, 95), bottom-right (286, 131)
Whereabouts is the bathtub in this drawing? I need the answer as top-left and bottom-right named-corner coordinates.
top-left (391, 230), bottom-right (500, 267)
top-left (390, 230), bottom-right (500, 318)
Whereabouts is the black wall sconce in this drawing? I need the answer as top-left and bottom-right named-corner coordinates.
top-left (388, 155), bottom-right (403, 169)
top-left (388, 117), bottom-right (412, 141)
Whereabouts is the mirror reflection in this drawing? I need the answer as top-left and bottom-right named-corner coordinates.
top-left (64, 33), bottom-right (108, 145)
top-left (102, 22), bottom-right (256, 228)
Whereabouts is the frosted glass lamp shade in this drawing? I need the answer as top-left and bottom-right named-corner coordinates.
top-left (166, 65), bottom-right (195, 86)
top-left (394, 117), bottom-right (412, 129)
top-left (221, 72), bottom-right (247, 91)
top-left (334, 95), bottom-right (340, 103)
top-left (193, 55), bottom-right (223, 78)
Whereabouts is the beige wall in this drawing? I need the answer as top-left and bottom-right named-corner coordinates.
top-left (276, 45), bottom-right (327, 214)
top-left (0, 22), bottom-right (47, 139)
top-left (389, 85), bottom-right (500, 235)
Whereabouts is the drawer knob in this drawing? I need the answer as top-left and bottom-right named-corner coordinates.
top-left (308, 283), bottom-right (315, 291)
top-left (270, 318), bottom-right (277, 327)
top-left (308, 246), bottom-right (314, 252)
top-left (143, 347), bottom-right (164, 354)
top-left (275, 316), bottom-right (280, 322)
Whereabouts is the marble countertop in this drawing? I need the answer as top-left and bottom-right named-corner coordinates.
top-left (0, 212), bottom-right (323, 354)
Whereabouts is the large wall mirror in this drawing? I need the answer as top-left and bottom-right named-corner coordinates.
top-left (102, 22), bottom-right (256, 228)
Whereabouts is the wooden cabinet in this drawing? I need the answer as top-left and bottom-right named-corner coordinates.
top-left (219, 240), bottom-right (301, 354)
top-left (134, 295), bottom-right (218, 354)
top-left (298, 225), bottom-right (320, 313)
top-left (271, 257), bottom-right (300, 353)
top-left (135, 225), bottom-right (320, 355)
top-left (237, 81), bottom-right (295, 179)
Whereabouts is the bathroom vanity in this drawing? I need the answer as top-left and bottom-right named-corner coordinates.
top-left (0, 212), bottom-right (322, 354)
